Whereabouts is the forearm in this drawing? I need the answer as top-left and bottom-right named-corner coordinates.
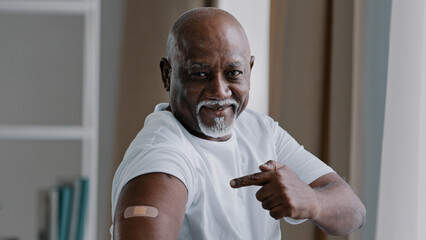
top-left (310, 180), bottom-right (366, 235)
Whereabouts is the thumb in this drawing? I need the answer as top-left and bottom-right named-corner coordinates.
top-left (259, 160), bottom-right (284, 172)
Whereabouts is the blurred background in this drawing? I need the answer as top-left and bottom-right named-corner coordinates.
top-left (0, 0), bottom-right (425, 240)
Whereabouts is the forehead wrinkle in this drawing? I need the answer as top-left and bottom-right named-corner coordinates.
top-left (189, 63), bottom-right (210, 69)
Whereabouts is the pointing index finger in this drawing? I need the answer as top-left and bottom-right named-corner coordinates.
top-left (230, 172), bottom-right (270, 188)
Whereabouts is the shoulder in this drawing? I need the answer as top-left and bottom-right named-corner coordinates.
top-left (238, 108), bottom-right (276, 125)
top-left (117, 110), bottom-right (197, 182)
top-left (236, 108), bottom-right (278, 135)
top-left (131, 110), bottom-right (186, 147)
top-left (112, 110), bottom-right (198, 217)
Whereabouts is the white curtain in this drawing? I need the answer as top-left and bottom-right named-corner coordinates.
top-left (376, 1), bottom-right (426, 239)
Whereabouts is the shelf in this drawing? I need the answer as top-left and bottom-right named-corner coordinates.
top-left (0, 0), bottom-right (100, 239)
top-left (0, 1), bottom-right (95, 15)
top-left (0, 125), bottom-right (94, 140)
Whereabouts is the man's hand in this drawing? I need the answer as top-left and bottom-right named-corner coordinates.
top-left (230, 160), bottom-right (366, 236)
top-left (230, 160), bottom-right (320, 220)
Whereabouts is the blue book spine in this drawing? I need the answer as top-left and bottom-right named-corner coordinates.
top-left (76, 178), bottom-right (89, 240)
top-left (69, 178), bottom-right (81, 240)
top-left (59, 185), bottom-right (73, 240)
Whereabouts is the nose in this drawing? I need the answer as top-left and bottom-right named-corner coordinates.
top-left (205, 74), bottom-right (231, 99)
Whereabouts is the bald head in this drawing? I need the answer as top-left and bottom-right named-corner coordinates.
top-left (165, 8), bottom-right (251, 60)
top-left (159, 7), bottom-right (255, 141)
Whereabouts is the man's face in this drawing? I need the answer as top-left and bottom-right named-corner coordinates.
top-left (161, 22), bottom-right (254, 141)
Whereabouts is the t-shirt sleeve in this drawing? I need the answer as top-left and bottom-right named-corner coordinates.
top-left (268, 117), bottom-right (335, 225)
top-left (111, 143), bottom-right (195, 220)
top-left (271, 120), bottom-right (334, 184)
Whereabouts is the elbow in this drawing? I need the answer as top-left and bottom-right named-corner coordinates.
top-left (321, 203), bottom-right (367, 236)
top-left (341, 202), bottom-right (367, 236)
top-left (357, 203), bottom-right (367, 230)
top-left (340, 202), bottom-right (367, 236)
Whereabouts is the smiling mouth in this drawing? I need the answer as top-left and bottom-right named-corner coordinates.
top-left (203, 105), bottom-right (232, 111)
top-left (196, 99), bottom-right (239, 115)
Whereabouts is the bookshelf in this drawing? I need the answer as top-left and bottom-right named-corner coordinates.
top-left (0, 1), bottom-right (100, 239)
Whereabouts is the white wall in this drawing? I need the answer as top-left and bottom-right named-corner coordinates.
top-left (376, 1), bottom-right (426, 239)
top-left (218, 0), bottom-right (270, 115)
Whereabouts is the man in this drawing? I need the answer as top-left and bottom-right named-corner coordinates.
top-left (111, 7), bottom-right (366, 239)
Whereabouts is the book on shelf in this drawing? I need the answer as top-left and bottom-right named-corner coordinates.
top-left (69, 179), bottom-right (81, 240)
top-left (70, 178), bottom-right (89, 240)
top-left (43, 177), bottom-right (89, 240)
top-left (59, 185), bottom-right (73, 240)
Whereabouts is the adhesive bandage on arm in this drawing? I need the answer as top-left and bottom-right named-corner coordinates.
top-left (124, 205), bottom-right (159, 218)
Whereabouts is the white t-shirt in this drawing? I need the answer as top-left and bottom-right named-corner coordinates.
top-left (111, 103), bottom-right (334, 239)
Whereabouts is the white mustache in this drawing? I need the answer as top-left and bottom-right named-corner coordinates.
top-left (196, 99), bottom-right (239, 114)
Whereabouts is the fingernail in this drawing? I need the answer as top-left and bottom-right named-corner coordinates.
top-left (230, 180), bottom-right (236, 187)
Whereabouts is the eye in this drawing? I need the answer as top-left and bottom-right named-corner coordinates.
top-left (228, 70), bottom-right (242, 77)
top-left (191, 72), bottom-right (208, 78)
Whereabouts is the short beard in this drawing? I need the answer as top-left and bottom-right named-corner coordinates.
top-left (196, 99), bottom-right (239, 139)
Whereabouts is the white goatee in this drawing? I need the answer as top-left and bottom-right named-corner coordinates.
top-left (196, 99), bottom-right (239, 138)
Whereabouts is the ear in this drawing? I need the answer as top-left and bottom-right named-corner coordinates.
top-left (160, 57), bottom-right (171, 91)
top-left (249, 55), bottom-right (255, 70)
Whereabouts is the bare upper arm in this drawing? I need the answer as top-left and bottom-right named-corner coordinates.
top-left (113, 172), bottom-right (188, 240)
top-left (308, 172), bottom-right (347, 189)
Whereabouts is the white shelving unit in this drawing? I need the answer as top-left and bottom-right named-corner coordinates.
top-left (0, 1), bottom-right (100, 239)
